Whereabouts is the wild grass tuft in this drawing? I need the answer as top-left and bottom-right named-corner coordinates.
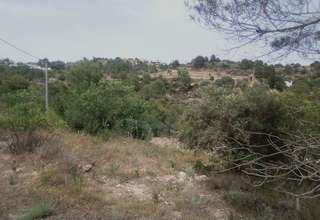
top-left (17, 201), bottom-right (53, 220)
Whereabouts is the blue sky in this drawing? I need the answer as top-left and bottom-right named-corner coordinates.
top-left (0, 0), bottom-right (309, 64)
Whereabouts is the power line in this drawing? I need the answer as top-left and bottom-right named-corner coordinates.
top-left (0, 36), bottom-right (41, 60)
top-left (0, 36), bottom-right (49, 112)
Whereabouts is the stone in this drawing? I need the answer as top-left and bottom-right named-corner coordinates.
top-left (172, 211), bottom-right (182, 219)
top-left (82, 164), bottom-right (93, 173)
top-left (195, 175), bottom-right (208, 182)
top-left (177, 172), bottom-right (187, 183)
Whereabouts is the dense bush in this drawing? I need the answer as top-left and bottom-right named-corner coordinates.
top-left (170, 60), bottom-right (180, 69)
top-left (176, 68), bottom-right (192, 91)
top-left (48, 81), bottom-right (69, 115)
top-left (67, 61), bottom-right (103, 91)
top-left (0, 63), bottom-right (44, 81)
top-left (215, 76), bottom-right (235, 88)
top-left (179, 84), bottom-right (320, 202)
top-left (0, 89), bottom-right (50, 153)
top-left (239, 59), bottom-right (254, 70)
top-left (0, 102), bottom-right (50, 153)
top-left (140, 78), bottom-right (170, 99)
top-left (0, 86), bottom-right (65, 153)
top-left (0, 74), bottom-right (30, 93)
top-left (64, 81), bottom-right (166, 139)
top-left (192, 56), bottom-right (207, 69)
top-left (179, 85), bottom-right (320, 149)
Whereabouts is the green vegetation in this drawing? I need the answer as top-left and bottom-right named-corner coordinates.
top-left (17, 201), bottom-right (53, 220)
top-left (191, 56), bottom-right (208, 69)
top-left (176, 68), bottom-right (192, 91)
top-left (0, 56), bottom-right (319, 219)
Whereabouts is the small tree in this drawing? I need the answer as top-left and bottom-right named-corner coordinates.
top-left (141, 78), bottom-right (169, 99)
top-left (239, 59), bottom-right (254, 70)
top-left (187, 0), bottom-right (320, 58)
top-left (170, 60), bottom-right (180, 69)
top-left (210, 54), bottom-right (220, 64)
top-left (0, 103), bottom-right (50, 154)
top-left (67, 61), bottom-right (103, 91)
top-left (0, 74), bottom-right (30, 93)
top-left (215, 76), bottom-right (235, 88)
top-left (268, 72), bottom-right (286, 91)
top-left (192, 56), bottom-right (207, 69)
top-left (176, 69), bottom-right (192, 91)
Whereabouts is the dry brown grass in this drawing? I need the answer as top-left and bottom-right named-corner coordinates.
top-left (152, 68), bottom-right (250, 82)
top-left (0, 130), bottom-right (230, 220)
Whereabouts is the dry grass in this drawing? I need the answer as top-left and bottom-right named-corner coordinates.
top-left (0, 130), bottom-right (229, 220)
top-left (152, 68), bottom-right (250, 82)
top-left (7, 130), bottom-right (318, 219)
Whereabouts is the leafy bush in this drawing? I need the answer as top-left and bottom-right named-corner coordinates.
top-left (215, 76), bottom-right (235, 88)
top-left (140, 78), bottom-right (169, 99)
top-left (49, 80), bottom-right (69, 115)
top-left (0, 103), bottom-right (51, 154)
top-left (64, 81), bottom-right (166, 139)
top-left (176, 68), bottom-right (191, 91)
top-left (170, 60), bottom-right (180, 69)
top-left (267, 72), bottom-right (286, 91)
top-left (179, 85), bottom-right (320, 149)
top-left (67, 61), bottom-right (103, 91)
top-left (0, 74), bottom-right (30, 93)
top-left (0, 86), bottom-right (59, 154)
top-left (192, 56), bottom-right (207, 69)
top-left (180, 84), bottom-right (320, 207)
top-left (17, 201), bottom-right (53, 220)
top-left (0, 88), bottom-right (61, 154)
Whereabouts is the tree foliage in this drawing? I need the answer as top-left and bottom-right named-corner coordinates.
top-left (176, 68), bottom-right (192, 91)
top-left (187, 0), bottom-right (320, 58)
top-left (192, 56), bottom-right (207, 69)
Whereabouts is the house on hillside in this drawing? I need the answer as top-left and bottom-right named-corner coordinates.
top-left (26, 63), bottom-right (52, 71)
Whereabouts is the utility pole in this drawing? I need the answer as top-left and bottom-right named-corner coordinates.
top-left (44, 60), bottom-right (49, 112)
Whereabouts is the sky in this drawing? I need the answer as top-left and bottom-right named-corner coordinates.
top-left (0, 0), bottom-right (309, 64)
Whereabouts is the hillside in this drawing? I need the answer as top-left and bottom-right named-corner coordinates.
top-left (152, 68), bottom-right (251, 82)
top-left (0, 132), bottom-right (230, 220)
top-left (1, 57), bottom-right (320, 220)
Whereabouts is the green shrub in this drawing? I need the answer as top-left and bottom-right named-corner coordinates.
top-left (17, 201), bottom-right (53, 220)
top-left (179, 85), bottom-right (320, 149)
top-left (176, 68), bottom-right (191, 91)
top-left (140, 78), bottom-right (169, 99)
top-left (67, 61), bottom-right (103, 91)
top-left (0, 74), bottom-right (30, 93)
top-left (144, 145), bottom-right (161, 157)
top-left (215, 76), bottom-right (235, 88)
top-left (0, 103), bottom-right (51, 154)
top-left (0, 86), bottom-right (64, 153)
top-left (48, 80), bottom-right (69, 115)
top-left (224, 191), bottom-right (265, 213)
top-left (193, 160), bottom-right (212, 175)
top-left (115, 118), bottom-right (153, 140)
top-left (64, 81), bottom-right (165, 139)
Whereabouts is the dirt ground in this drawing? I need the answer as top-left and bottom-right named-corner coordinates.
top-left (152, 68), bottom-right (250, 82)
top-left (0, 132), bottom-right (231, 220)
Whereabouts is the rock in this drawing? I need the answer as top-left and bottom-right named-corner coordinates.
top-left (16, 167), bottom-right (24, 173)
top-left (157, 175), bottom-right (176, 183)
top-left (82, 164), bottom-right (93, 173)
top-left (195, 175), bottom-right (208, 182)
top-left (0, 141), bottom-right (7, 150)
top-left (172, 211), bottom-right (182, 219)
top-left (177, 172), bottom-right (187, 183)
top-left (8, 214), bottom-right (20, 219)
